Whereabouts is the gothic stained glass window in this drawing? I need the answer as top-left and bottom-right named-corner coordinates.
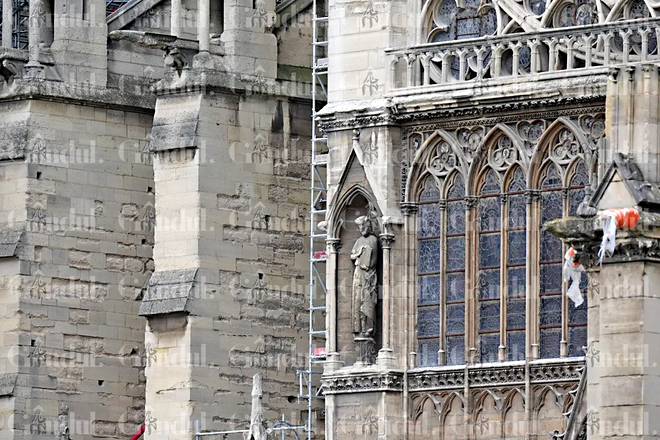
top-left (478, 169), bottom-right (501, 363)
top-left (568, 162), bottom-right (589, 357)
top-left (506, 168), bottom-right (527, 361)
top-left (539, 164), bottom-right (563, 359)
top-left (429, 0), bottom-right (497, 42)
top-left (446, 174), bottom-right (467, 366)
top-left (417, 177), bottom-right (443, 367)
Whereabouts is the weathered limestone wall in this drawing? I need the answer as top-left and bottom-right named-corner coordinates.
top-left (51, 0), bottom-right (109, 86)
top-left (327, 0), bottom-right (408, 103)
top-left (143, 89), bottom-right (311, 439)
top-left (0, 99), bottom-right (154, 439)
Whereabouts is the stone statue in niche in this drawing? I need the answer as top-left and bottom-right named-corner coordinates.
top-left (351, 215), bottom-right (378, 365)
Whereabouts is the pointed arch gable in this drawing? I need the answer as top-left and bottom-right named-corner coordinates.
top-left (467, 124), bottom-right (526, 195)
top-left (327, 183), bottom-right (381, 239)
top-left (406, 130), bottom-right (466, 203)
top-left (529, 117), bottom-right (590, 188)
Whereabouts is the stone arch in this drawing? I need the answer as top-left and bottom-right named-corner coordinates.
top-left (327, 184), bottom-right (381, 239)
top-left (529, 117), bottom-right (590, 189)
top-left (467, 123), bottom-right (526, 196)
top-left (503, 389), bottom-right (526, 440)
top-left (406, 130), bottom-right (465, 203)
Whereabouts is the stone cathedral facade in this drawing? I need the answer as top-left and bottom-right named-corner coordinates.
top-left (0, 0), bottom-right (659, 440)
top-left (320, 1), bottom-right (660, 440)
top-left (0, 1), bottom-right (316, 439)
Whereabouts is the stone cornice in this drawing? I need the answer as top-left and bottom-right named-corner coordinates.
top-left (321, 370), bottom-right (403, 395)
top-left (317, 95), bottom-right (605, 134)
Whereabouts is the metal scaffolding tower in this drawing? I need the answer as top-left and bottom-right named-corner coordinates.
top-left (298, 0), bottom-right (328, 439)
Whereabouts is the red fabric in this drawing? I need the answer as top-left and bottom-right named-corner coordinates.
top-left (130, 425), bottom-right (146, 440)
top-left (602, 208), bottom-right (640, 229)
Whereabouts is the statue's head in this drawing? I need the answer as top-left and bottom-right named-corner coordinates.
top-left (355, 216), bottom-right (372, 236)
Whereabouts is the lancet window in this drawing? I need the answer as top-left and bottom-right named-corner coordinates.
top-left (412, 122), bottom-right (595, 368)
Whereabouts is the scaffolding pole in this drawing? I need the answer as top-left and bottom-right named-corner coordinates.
top-left (298, 0), bottom-right (328, 439)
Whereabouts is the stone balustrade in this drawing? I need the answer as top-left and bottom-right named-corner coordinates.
top-left (386, 17), bottom-right (660, 94)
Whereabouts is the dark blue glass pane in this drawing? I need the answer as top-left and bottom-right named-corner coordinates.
top-left (540, 327), bottom-right (561, 359)
top-left (480, 196), bottom-right (501, 231)
top-left (479, 234), bottom-right (501, 267)
top-left (479, 301), bottom-right (500, 332)
top-left (447, 200), bottom-right (466, 234)
top-left (540, 264), bottom-right (562, 294)
top-left (479, 269), bottom-right (500, 299)
top-left (569, 296), bottom-right (588, 325)
top-left (542, 164), bottom-right (562, 189)
top-left (540, 295), bottom-right (562, 327)
top-left (418, 339), bottom-right (440, 367)
top-left (507, 297), bottom-right (526, 329)
top-left (507, 267), bottom-right (526, 297)
top-left (418, 307), bottom-right (440, 337)
top-left (541, 190), bottom-right (563, 223)
top-left (507, 331), bottom-right (526, 361)
top-left (481, 169), bottom-right (500, 195)
top-left (571, 161), bottom-right (589, 186)
top-left (447, 237), bottom-right (466, 271)
top-left (448, 174), bottom-right (465, 199)
top-left (508, 168), bottom-right (526, 192)
top-left (446, 304), bottom-right (465, 335)
top-left (419, 239), bottom-right (441, 274)
top-left (569, 188), bottom-right (585, 217)
top-left (418, 276), bottom-right (440, 305)
top-left (508, 194), bottom-right (527, 228)
top-left (419, 204), bottom-right (442, 238)
top-left (420, 177), bottom-right (441, 202)
top-left (508, 230), bottom-right (526, 265)
top-left (480, 333), bottom-right (500, 363)
top-left (541, 230), bottom-right (562, 262)
top-left (446, 272), bottom-right (465, 302)
top-left (569, 326), bottom-right (587, 357)
top-left (447, 336), bottom-right (465, 365)
top-left (579, 272), bottom-right (588, 290)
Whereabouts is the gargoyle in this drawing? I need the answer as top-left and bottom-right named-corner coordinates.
top-left (109, 30), bottom-right (188, 76)
top-left (0, 48), bottom-right (28, 86)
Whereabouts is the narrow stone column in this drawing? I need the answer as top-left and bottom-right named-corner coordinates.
top-left (324, 238), bottom-right (343, 373)
top-left (170, 0), bottom-right (181, 37)
top-left (197, 0), bottom-right (210, 52)
top-left (25, 0), bottom-right (45, 75)
top-left (377, 232), bottom-right (395, 367)
top-left (2, 0), bottom-right (13, 48)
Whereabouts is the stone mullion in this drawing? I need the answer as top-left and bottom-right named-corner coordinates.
top-left (527, 190), bottom-right (541, 360)
top-left (439, 201), bottom-right (447, 366)
top-left (500, 194), bottom-right (508, 362)
top-left (560, 188), bottom-right (570, 358)
top-left (525, 189), bottom-right (540, 440)
top-left (465, 196), bottom-right (479, 365)
top-left (401, 202), bottom-right (417, 440)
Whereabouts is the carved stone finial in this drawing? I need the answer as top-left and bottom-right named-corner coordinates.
top-left (244, 374), bottom-right (267, 440)
top-left (58, 402), bottom-right (70, 440)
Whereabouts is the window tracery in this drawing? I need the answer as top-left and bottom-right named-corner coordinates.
top-left (426, 0), bottom-right (498, 43)
top-left (411, 118), bottom-right (597, 367)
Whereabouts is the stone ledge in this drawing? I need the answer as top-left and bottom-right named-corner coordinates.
top-left (321, 370), bottom-right (403, 395)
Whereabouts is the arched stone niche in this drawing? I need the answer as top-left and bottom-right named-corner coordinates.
top-left (334, 192), bottom-right (383, 367)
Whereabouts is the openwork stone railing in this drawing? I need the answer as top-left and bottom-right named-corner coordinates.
top-left (408, 357), bottom-right (583, 392)
top-left (387, 17), bottom-right (660, 92)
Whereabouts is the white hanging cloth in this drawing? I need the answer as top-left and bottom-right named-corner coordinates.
top-left (597, 208), bottom-right (640, 266)
top-left (563, 247), bottom-right (585, 307)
